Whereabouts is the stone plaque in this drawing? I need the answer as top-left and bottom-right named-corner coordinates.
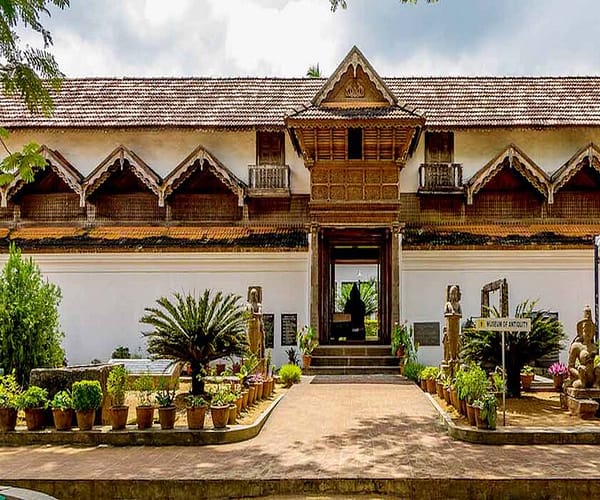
top-left (414, 322), bottom-right (440, 346)
top-left (281, 313), bottom-right (297, 346)
top-left (264, 313), bottom-right (274, 349)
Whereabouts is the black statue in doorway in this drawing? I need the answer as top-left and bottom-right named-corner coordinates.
top-left (343, 283), bottom-right (366, 340)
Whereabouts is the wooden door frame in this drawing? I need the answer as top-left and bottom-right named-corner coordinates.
top-left (317, 227), bottom-right (393, 345)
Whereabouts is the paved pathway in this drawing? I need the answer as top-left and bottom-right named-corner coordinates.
top-left (1, 376), bottom-right (600, 483)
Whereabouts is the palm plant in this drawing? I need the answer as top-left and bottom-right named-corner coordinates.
top-left (336, 278), bottom-right (378, 315)
top-left (141, 289), bottom-right (249, 395)
top-left (461, 300), bottom-right (566, 397)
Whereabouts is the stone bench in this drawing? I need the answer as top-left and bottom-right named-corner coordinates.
top-left (567, 397), bottom-right (599, 419)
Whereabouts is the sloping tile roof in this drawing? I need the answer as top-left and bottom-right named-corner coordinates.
top-left (3, 77), bottom-right (600, 129)
top-left (285, 104), bottom-right (422, 122)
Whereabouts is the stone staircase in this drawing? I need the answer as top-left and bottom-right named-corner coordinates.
top-left (306, 345), bottom-right (399, 375)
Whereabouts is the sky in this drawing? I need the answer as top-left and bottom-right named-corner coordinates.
top-left (25, 0), bottom-right (600, 78)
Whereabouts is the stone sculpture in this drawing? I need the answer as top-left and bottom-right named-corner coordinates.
top-left (444, 284), bottom-right (462, 362)
top-left (247, 287), bottom-right (265, 361)
top-left (568, 306), bottom-right (600, 389)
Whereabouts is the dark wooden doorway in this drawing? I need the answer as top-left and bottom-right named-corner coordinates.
top-left (318, 228), bottom-right (392, 345)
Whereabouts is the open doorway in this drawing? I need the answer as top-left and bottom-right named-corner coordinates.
top-left (317, 228), bottom-right (392, 345)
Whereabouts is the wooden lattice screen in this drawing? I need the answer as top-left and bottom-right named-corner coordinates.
top-left (169, 194), bottom-right (241, 221)
top-left (94, 193), bottom-right (165, 221)
top-left (20, 194), bottom-right (84, 222)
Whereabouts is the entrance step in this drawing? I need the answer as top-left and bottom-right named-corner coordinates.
top-left (307, 345), bottom-right (399, 375)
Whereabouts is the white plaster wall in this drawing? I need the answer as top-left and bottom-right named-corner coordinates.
top-left (401, 249), bottom-right (593, 367)
top-left (3, 252), bottom-right (309, 369)
top-left (4, 128), bottom-right (310, 194)
top-left (401, 126), bottom-right (600, 192)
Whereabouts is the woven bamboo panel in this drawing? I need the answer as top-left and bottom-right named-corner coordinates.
top-left (550, 191), bottom-right (600, 219)
top-left (247, 195), bottom-right (309, 224)
top-left (20, 194), bottom-right (84, 221)
top-left (418, 195), bottom-right (464, 224)
top-left (95, 193), bottom-right (165, 221)
top-left (0, 204), bottom-right (14, 223)
top-left (466, 191), bottom-right (542, 220)
top-left (170, 193), bottom-right (241, 221)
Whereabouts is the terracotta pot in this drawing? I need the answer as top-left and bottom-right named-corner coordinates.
top-left (0, 407), bottom-right (17, 432)
top-left (256, 381), bottom-right (264, 400)
top-left (136, 406), bottom-right (154, 430)
top-left (426, 378), bottom-right (436, 394)
top-left (110, 406), bottom-right (129, 431)
top-left (460, 398), bottom-right (467, 416)
top-left (302, 354), bottom-right (312, 369)
top-left (263, 379), bottom-right (271, 398)
top-left (24, 408), bottom-right (46, 431)
top-left (210, 405), bottom-right (230, 429)
top-left (235, 396), bottom-right (243, 417)
top-left (186, 406), bottom-right (206, 430)
top-left (420, 379), bottom-right (427, 391)
top-left (76, 409), bottom-right (95, 431)
top-left (227, 404), bottom-right (237, 425)
top-left (450, 387), bottom-right (460, 410)
top-left (474, 406), bottom-right (489, 430)
top-left (241, 390), bottom-right (249, 410)
top-left (520, 373), bottom-right (534, 391)
top-left (158, 406), bottom-right (176, 430)
top-left (247, 385), bottom-right (256, 405)
top-left (466, 403), bottom-right (477, 426)
top-left (436, 381), bottom-right (444, 399)
top-left (232, 363), bottom-right (241, 374)
top-left (216, 363), bottom-right (226, 375)
top-left (444, 387), bottom-right (452, 405)
top-left (53, 408), bottom-right (74, 431)
top-left (553, 374), bottom-right (564, 391)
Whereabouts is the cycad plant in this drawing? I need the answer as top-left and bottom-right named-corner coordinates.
top-left (461, 300), bottom-right (566, 397)
top-left (141, 290), bottom-right (249, 395)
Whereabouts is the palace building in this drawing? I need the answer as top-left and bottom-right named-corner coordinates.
top-left (1, 46), bottom-right (598, 368)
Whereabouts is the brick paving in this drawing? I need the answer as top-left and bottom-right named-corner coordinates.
top-left (1, 376), bottom-right (600, 484)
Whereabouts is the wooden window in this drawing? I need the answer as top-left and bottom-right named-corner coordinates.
top-left (348, 128), bottom-right (363, 160)
top-left (257, 131), bottom-right (285, 165)
top-left (425, 132), bottom-right (453, 163)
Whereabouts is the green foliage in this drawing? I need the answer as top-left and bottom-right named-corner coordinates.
top-left (155, 381), bottom-right (176, 407)
top-left (132, 375), bottom-right (154, 406)
top-left (0, 0), bottom-right (70, 115)
top-left (454, 368), bottom-right (468, 400)
top-left (278, 364), bottom-right (302, 387)
top-left (185, 394), bottom-right (207, 408)
top-left (391, 322), bottom-right (417, 362)
top-left (336, 278), bottom-right (378, 316)
top-left (473, 392), bottom-right (497, 429)
top-left (420, 366), bottom-right (439, 380)
top-left (111, 346), bottom-right (131, 359)
top-left (461, 300), bottom-right (566, 397)
top-left (286, 347), bottom-right (299, 365)
top-left (50, 390), bottom-right (72, 410)
top-left (106, 365), bottom-right (129, 407)
top-left (461, 364), bottom-right (489, 403)
top-left (403, 361), bottom-right (425, 382)
top-left (0, 244), bottom-right (64, 387)
top-left (15, 384), bottom-right (48, 409)
top-left (0, 372), bottom-right (21, 408)
top-left (71, 380), bottom-right (102, 411)
top-left (297, 325), bottom-right (318, 355)
top-left (330, 0), bottom-right (438, 11)
top-left (520, 365), bottom-right (534, 375)
top-left (209, 387), bottom-right (236, 407)
top-left (0, 138), bottom-right (47, 186)
top-left (306, 63), bottom-right (321, 78)
top-left (141, 289), bottom-right (249, 395)
top-left (490, 370), bottom-right (506, 393)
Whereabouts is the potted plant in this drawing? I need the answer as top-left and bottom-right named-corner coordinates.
top-left (71, 380), bottom-right (102, 431)
top-left (391, 322), bottom-right (417, 373)
top-left (462, 365), bottom-right (490, 426)
top-left (548, 362), bottom-right (569, 391)
top-left (453, 368), bottom-right (468, 414)
top-left (107, 364), bottom-right (130, 430)
top-left (155, 383), bottom-right (177, 430)
top-left (16, 385), bottom-right (48, 431)
top-left (473, 392), bottom-right (497, 430)
top-left (0, 373), bottom-right (21, 432)
top-left (133, 375), bottom-right (155, 430)
top-left (420, 366), bottom-right (439, 394)
top-left (51, 390), bottom-right (74, 431)
top-left (435, 374), bottom-right (446, 399)
top-left (210, 389), bottom-right (235, 429)
top-left (520, 365), bottom-right (535, 391)
top-left (185, 394), bottom-right (208, 430)
top-left (297, 325), bottom-right (318, 370)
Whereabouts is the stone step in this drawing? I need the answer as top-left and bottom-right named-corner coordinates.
top-left (310, 355), bottom-right (399, 367)
top-left (306, 366), bottom-right (401, 375)
top-left (312, 345), bottom-right (392, 357)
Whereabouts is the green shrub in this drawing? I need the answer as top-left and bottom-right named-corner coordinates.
top-left (15, 385), bottom-right (48, 409)
top-left (107, 365), bottom-right (129, 407)
top-left (279, 364), bottom-right (302, 387)
top-left (403, 361), bottom-right (425, 382)
top-left (51, 390), bottom-right (73, 411)
top-left (0, 373), bottom-right (21, 409)
top-left (0, 244), bottom-right (64, 387)
top-left (473, 392), bottom-right (497, 429)
top-left (71, 380), bottom-right (102, 411)
top-left (420, 366), bottom-right (439, 380)
top-left (185, 394), bottom-right (208, 408)
top-left (462, 364), bottom-right (489, 403)
top-left (132, 375), bottom-right (155, 406)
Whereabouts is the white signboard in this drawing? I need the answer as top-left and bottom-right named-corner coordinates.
top-left (473, 317), bottom-right (531, 332)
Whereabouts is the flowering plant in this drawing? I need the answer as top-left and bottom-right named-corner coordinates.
top-left (548, 362), bottom-right (569, 377)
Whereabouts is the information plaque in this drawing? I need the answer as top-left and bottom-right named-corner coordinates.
top-left (264, 314), bottom-right (274, 349)
top-left (413, 322), bottom-right (440, 346)
top-left (281, 313), bottom-right (297, 346)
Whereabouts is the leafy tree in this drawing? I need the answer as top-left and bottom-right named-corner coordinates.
top-left (1, 0), bottom-right (70, 186)
top-left (336, 278), bottom-right (378, 315)
top-left (461, 300), bottom-right (566, 398)
top-left (330, 0), bottom-right (438, 11)
top-left (141, 290), bottom-right (249, 395)
top-left (306, 63), bottom-right (322, 78)
top-left (0, 244), bottom-right (64, 387)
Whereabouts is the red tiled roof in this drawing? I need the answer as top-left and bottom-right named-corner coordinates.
top-left (418, 223), bottom-right (600, 238)
top-left (3, 77), bottom-right (600, 129)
